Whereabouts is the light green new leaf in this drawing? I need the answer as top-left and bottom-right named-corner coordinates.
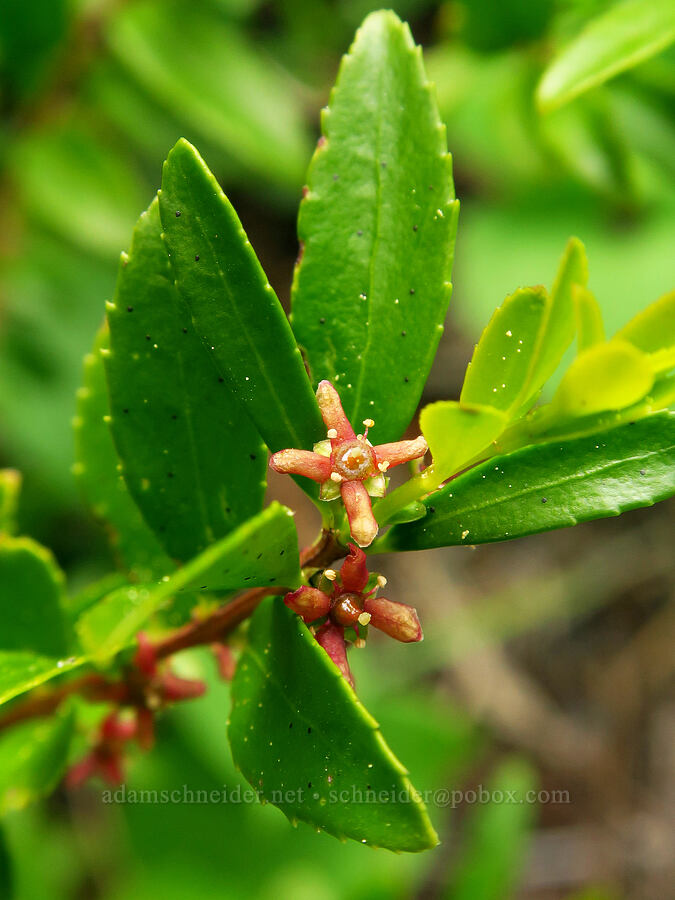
top-left (460, 287), bottom-right (550, 414)
top-left (378, 412), bottom-right (675, 551)
top-left (574, 285), bottom-right (606, 352)
top-left (0, 708), bottom-right (74, 815)
top-left (551, 339), bottom-right (653, 417)
top-left (0, 652), bottom-right (84, 708)
top-left (374, 401), bottom-right (507, 526)
top-left (229, 597), bottom-right (438, 852)
top-left (0, 536), bottom-right (70, 658)
top-left (106, 197), bottom-right (267, 563)
top-left (614, 288), bottom-right (675, 374)
top-left (291, 10), bottom-right (459, 444)
top-left (159, 139), bottom-right (324, 459)
top-left (77, 503), bottom-right (301, 661)
top-left (0, 471), bottom-right (21, 535)
top-left (538, 0), bottom-right (675, 112)
top-left (74, 325), bottom-right (173, 581)
top-left (518, 237), bottom-right (588, 409)
top-left (445, 758), bottom-right (537, 900)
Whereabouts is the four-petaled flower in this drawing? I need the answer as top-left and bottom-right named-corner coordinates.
top-left (284, 544), bottom-right (422, 687)
top-left (270, 380), bottom-right (427, 547)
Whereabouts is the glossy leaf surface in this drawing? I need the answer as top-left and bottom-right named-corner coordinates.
top-left (106, 197), bottom-right (267, 562)
top-left (229, 597), bottom-right (437, 851)
top-left (77, 503), bottom-right (301, 661)
top-left (160, 139), bottom-right (324, 457)
top-left (380, 412), bottom-right (675, 550)
top-left (74, 325), bottom-right (173, 580)
top-left (291, 10), bottom-right (459, 443)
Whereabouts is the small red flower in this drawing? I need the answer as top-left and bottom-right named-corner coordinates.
top-left (284, 544), bottom-right (422, 686)
top-left (270, 380), bottom-right (427, 547)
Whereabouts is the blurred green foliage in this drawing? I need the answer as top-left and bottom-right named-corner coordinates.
top-left (0, 1), bottom-right (673, 896)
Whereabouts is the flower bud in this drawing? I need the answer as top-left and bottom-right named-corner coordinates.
top-left (339, 543), bottom-right (369, 593)
top-left (315, 622), bottom-right (354, 688)
top-left (363, 596), bottom-right (423, 643)
top-left (284, 586), bottom-right (330, 623)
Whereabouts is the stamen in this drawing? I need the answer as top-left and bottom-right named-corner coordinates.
top-left (376, 575), bottom-right (387, 588)
top-left (327, 428), bottom-right (338, 439)
top-left (356, 433), bottom-right (364, 441)
top-left (354, 638), bottom-right (366, 649)
top-left (363, 418), bottom-right (374, 428)
top-left (324, 569), bottom-right (337, 581)
top-left (377, 461), bottom-right (390, 472)
top-left (357, 612), bottom-right (371, 626)
top-left (330, 472), bottom-right (343, 482)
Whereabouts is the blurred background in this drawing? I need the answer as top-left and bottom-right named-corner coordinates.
top-left (0, 1), bottom-right (673, 897)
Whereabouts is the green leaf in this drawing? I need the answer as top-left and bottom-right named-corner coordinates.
top-left (0, 652), bottom-right (84, 708)
top-left (0, 707), bottom-right (74, 815)
top-left (107, 0), bottom-right (311, 187)
top-left (445, 757), bottom-right (537, 900)
top-left (374, 402), bottom-right (507, 527)
top-left (551, 340), bottom-right (653, 417)
top-left (74, 325), bottom-right (173, 580)
top-left (378, 412), bottom-right (675, 550)
top-left (537, 0), bottom-right (675, 112)
top-left (459, 287), bottom-right (550, 415)
top-left (77, 503), bottom-right (301, 661)
top-left (105, 197), bottom-right (267, 562)
top-left (229, 597), bottom-right (437, 852)
top-left (159, 139), bottom-right (324, 459)
top-left (0, 536), bottom-right (70, 657)
top-left (0, 471), bottom-right (21, 535)
top-left (574, 285), bottom-right (606, 352)
top-left (518, 237), bottom-right (589, 410)
top-left (614, 288), bottom-right (675, 357)
top-left (290, 9), bottom-right (459, 444)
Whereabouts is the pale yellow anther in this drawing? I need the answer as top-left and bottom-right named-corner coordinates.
top-left (376, 575), bottom-right (387, 588)
top-left (357, 612), bottom-right (372, 626)
top-left (327, 428), bottom-right (338, 439)
top-left (377, 461), bottom-right (390, 472)
top-left (324, 569), bottom-right (337, 581)
top-left (330, 472), bottom-right (343, 483)
top-left (354, 638), bottom-right (366, 649)
top-left (363, 418), bottom-right (374, 428)
top-left (356, 434), bottom-right (364, 441)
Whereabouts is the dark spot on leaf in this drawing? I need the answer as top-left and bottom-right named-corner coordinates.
top-left (307, 727), bottom-right (312, 734)
top-left (428, 185), bottom-right (434, 190)
top-left (412, 225), bottom-right (418, 232)
top-left (307, 781), bottom-right (312, 788)
top-left (194, 255), bottom-right (200, 261)
top-left (429, 506), bottom-right (435, 514)
top-left (269, 577), bottom-right (276, 583)
top-left (123, 408), bottom-right (129, 414)
top-left (256, 553), bottom-right (262, 560)
top-left (250, 454), bottom-right (257, 460)
top-left (401, 331), bottom-right (406, 337)
top-left (244, 576), bottom-right (251, 581)
top-left (127, 306), bottom-right (134, 312)
top-left (404, 377), bottom-right (409, 383)
top-left (381, 161), bottom-right (387, 168)
top-left (640, 469), bottom-right (646, 476)
top-left (541, 497), bottom-right (547, 503)
top-left (357, 230), bottom-right (363, 236)
top-left (409, 288), bottom-right (415, 295)
top-left (280, 550), bottom-right (285, 556)
top-left (289, 722), bottom-right (293, 729)
top-left (218, 377), bottom-right (224, 383)
top-left (319, 317), bottom-right (326, 325)
top-left (332, 174), bottom-right (339, 181)
top-left (201, 585), bottom-right (207, 590)
top-left (366, 785), bottom-right (371, 790)
top-left (182, 328), bottom-right (188, 334)
top-left (175, 210), bottom-right (181, 217)
top-left (167, 472), bottom-right (174, 478)
top-left (145, 335), bottom-right (151, 341)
